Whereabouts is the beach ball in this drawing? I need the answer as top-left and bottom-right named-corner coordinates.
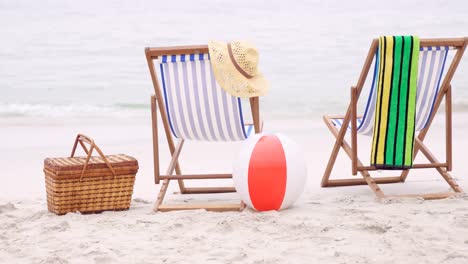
top-left (233, 133), bottom-right (307, 211)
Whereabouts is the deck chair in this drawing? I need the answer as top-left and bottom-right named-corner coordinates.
top-left (322, 37), bottom-right (468, 199)
top-left (145, 45), bottom-right (262, 212)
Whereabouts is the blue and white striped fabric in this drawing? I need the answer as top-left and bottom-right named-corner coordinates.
top-left (157, 54), bottom-right (253, 141)
top-left (332, 46), bottom-right (453, 136)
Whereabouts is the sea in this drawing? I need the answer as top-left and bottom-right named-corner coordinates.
top-left (1, 0), bottom-right (468, 119)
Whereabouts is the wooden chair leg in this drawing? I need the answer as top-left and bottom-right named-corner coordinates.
top-left (399, 170), bottom-right (410, 182)
top-left (446, 85), bottom-right (453, 171)
top-left (172, 145), bottom-right (186, 194)
top-left (322, 116), bottom-right (386, 198)
top-left (401, 86), bottom-right (453, 182)
top-left (151, 94), bottom-right (186, 193)
top-left (321, 115), bottom-right (347, 187)
top-left (154, 180), bottom-right (243, 212)
top-left (154, 139), bottom-right (184, 212)
top-left (154, 179), bottom-right (170, 211)
top-left (154, 177), bottom-right (242, 212)
top-left (183, 187), bottom-right (236, 194)
top-left (154, 138), bottom-right (243, 212)
top-left (415, 138), bottom-right (463, 193)
top-left (158, 203), bottom-right (244, 212)
top-left (321, 115), bottom-right (462, 200)
top-left (151, 95), bottom-right (160, 184)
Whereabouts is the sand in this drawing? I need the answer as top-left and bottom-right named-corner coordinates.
top-left (1, 113), bottom-right (468, 263)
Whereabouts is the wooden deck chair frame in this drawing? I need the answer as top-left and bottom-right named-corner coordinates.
top-left (145, 45), bottom-right (262, 212)
top-left (322, 37), bottom-right (468, 200)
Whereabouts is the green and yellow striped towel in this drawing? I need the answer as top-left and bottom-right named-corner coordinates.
top-left (371, 36), bottom-right (420, 169)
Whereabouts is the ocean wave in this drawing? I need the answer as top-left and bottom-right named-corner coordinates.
top-left (2, 100), bottom-right (468, 119)
top-left (0, 103), bottom-right (149, 118)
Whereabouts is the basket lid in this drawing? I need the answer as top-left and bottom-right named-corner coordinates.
top-left (44, 154), bottom-right (138, 173)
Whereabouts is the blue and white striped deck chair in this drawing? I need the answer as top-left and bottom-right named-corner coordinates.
top-left (321, 37), bottom-right (467, 200)
top-left (145, 45), bottom-right (261, 212)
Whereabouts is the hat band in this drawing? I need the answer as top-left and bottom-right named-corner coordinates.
top-left (227, 43), bottom-right (254, 79)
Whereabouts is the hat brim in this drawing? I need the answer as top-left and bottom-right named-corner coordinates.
top-left (208, 40), bottom-right (269, 98)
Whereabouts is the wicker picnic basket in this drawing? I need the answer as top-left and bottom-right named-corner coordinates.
top-left (44, 134), bottom-right (138, 215)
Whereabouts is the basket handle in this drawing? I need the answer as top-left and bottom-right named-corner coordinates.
top-left (70, 134), bottom-right (117, 181)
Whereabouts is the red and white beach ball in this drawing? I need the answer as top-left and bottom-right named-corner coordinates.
top-left (233, 133), bottom-right (307, 211)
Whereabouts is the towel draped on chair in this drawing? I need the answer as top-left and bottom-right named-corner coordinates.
top-left (371, 36), bottom-right (420, 169)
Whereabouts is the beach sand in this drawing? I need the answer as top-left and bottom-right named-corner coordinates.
top-left (1, 113), bottom-right (468, 263)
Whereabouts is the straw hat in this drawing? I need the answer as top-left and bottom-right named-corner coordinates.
top-left (208, 40), bottom-right (269, 98)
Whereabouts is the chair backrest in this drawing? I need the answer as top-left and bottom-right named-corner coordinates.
top-left (356, 41), bottom-right (464, 136)
top-left (147, 47), bottom-right (251, 141)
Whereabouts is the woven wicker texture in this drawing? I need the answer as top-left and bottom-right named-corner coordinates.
top-left (44, 154), bottom-right (138, 177)
top-left (44, 135), bottom-right (138, 215)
